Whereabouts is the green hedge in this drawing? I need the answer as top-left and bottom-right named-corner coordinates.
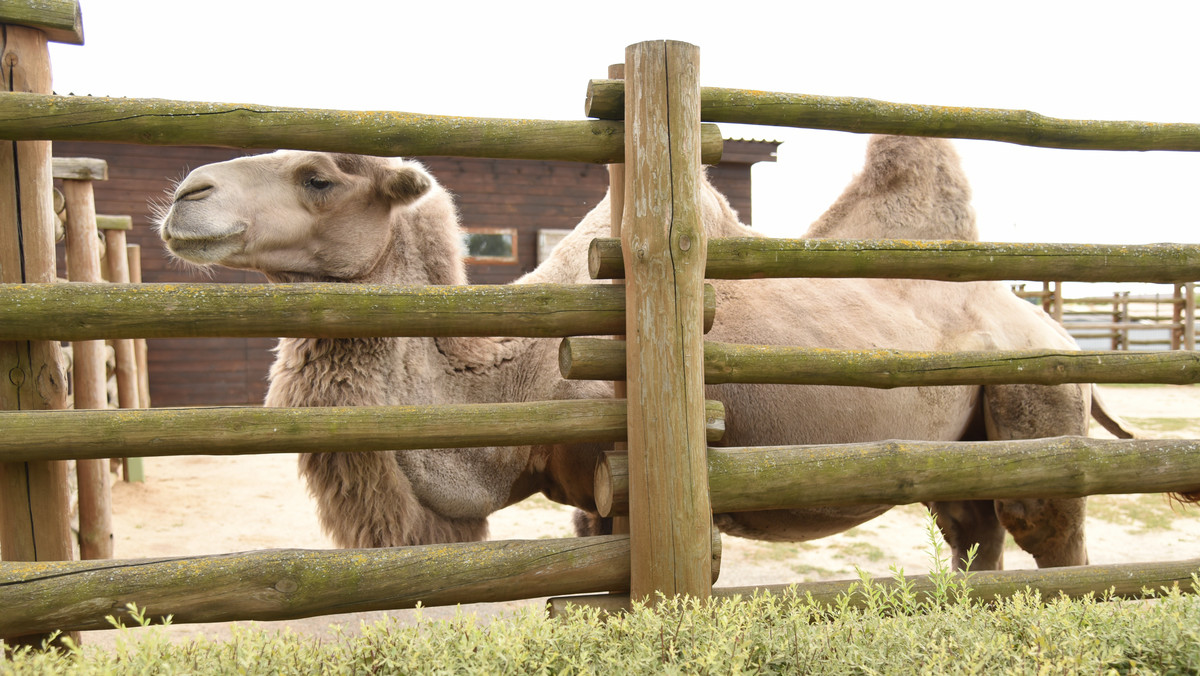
top-left (6, 580), bottom-right (1200, 674)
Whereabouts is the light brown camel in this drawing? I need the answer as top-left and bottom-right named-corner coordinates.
top-left (158, 137), bottom-right (1093, 570)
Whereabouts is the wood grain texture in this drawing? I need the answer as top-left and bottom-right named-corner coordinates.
top-left (0, 399), bottom-right (726, 462)
top-left (586, 79), bottom-right (1200, 152)
top-left (0, 534), bottom-right (638, 636)
top-left (0, 282), bottom-right (716, 340)
top-left (63, 178), bottom-right (113, 560)
top-left (622, 40), bottom-right (712, 602)
top-left (589, 237), bottom-right (1200, 283)
top-left (0, 24), bottom-right (77, 649)
top-left (0, 0), bottom-right (83, 45)
top-left (597, 437), bottom-right (1200, 516)
top-left (559, 337), bottom-right (1200, 387)
top-left (51, 156), bottom-right (107, 181)
top-left (0, 92), bottom-right (724, 165)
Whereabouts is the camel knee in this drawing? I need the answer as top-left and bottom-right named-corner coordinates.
top-left (996, 497), bottom-right (1087, 568)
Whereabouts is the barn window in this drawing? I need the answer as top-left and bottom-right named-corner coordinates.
top-left (537, 229), bottom-right (572, 264)
top-left (462, 227), bottom-right (518, 264)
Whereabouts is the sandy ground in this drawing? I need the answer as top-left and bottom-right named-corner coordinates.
top-left (73, 384), bottom-right (1200, 649)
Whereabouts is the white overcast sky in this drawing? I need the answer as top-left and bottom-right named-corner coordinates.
top-left (49, 0), bottom-right (1198, 287)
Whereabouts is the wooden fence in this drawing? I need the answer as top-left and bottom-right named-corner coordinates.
top-left (3, 1), bottom-right (1200, 646)
top-left (1014, 282), bottom-right (1197, 351)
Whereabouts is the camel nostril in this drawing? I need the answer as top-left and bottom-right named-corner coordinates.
top-left (176, 184), bottom-right (214, 202)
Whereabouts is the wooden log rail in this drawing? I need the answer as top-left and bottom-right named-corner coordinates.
top-left (594, 437), bottom-right (1200, 518)
top-left (0, 528), bottom-right (723, 637)
top-left (0, 399), bottom-right (726, 463)
top-left (559, 338), bottom-right (1200, 387)
top-left (0, 0), bottom-right (82, 45)
top-left (589, 238), bottom-right (1200, 283)
top-left (0, 282), bottom-right (716, 341)
top-left (550, 558), bottom-right (1200, 616)
top-left (0, 92), bottom-right (723, 165)
top-left (585, 80), bottom-right (1200, 152)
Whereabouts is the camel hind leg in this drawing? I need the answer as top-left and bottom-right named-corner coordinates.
top-left (932, 383), bottom-right (1089, 570)
top-left (986, 383), bottom-right (1089, 568)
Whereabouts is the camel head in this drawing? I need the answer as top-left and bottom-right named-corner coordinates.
top-left (158, 151), bottom-right (437, 283)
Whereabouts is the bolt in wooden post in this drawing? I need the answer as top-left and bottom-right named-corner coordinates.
top-left (62, 176), bottom-right (114, 560)
top-left (622, 40), bottom-right (711, 602)
top-left (0, 18), bottom-right (79, 649)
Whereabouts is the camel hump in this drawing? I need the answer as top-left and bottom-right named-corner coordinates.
top-left (805, 135), bottom-right (978, 241)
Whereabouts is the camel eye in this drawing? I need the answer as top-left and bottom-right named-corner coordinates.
top-left (303, 175), bottom-right (334, 191)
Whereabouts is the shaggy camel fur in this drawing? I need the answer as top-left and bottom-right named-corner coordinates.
top-left (158, 137), bottom-right (1090, 570)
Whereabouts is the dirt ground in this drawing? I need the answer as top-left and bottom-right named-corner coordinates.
top-left (77, 383), bottom-right (1200, 648)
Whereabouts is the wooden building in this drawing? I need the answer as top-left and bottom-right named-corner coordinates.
top-left (52, 140), bottom-right (779, 407)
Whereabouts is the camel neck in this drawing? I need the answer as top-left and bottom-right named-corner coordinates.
top-left (266, 336), bottom-right (410, 408)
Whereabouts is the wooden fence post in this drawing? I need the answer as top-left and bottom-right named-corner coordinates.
top-left (1111, 292), bottom-right (1124, 350)
top-left (1186, 282), bottom-right (1196, 351)
top-left (99, 218), bottom-right (143, 482)
top-left (1173, 283), bottom-right (1184, 350)
top-left (59, 162), bottom-right (114, 560)
top-left (622, 40), bottom-right (712, 602)
top-left (125, 242), bottom-right (148, 481)
top-left (0, 17), bottom-right (79, 649)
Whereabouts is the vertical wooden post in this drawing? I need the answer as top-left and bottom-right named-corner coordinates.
top-left (1172, 283), bottom-right (1183, 350)
top-left (1111, 292), bottom-right (1123, 351)
top-left (127, 244), bottom-right (150, 407)
top-left (622, 40), bottom-right (711, 602)
top-left (1186, 282), bottom-right (1196, 351)
top-left (126, 242), bottom-right (148, 481)
top-left (102, 224), bottom-right (143, 482)
top-left (0, 22), bottom-right (78, 649)
top-left (103, 226), bottom-right (140, 413)
top-left (1051, 281), bottom-right (1064, 323)
top-left (62, 178), bottom-right (113, 560)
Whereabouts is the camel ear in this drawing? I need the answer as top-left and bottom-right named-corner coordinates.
top-left (383, 164), bottom-right (433, 205)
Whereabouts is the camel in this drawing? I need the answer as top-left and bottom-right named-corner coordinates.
top-left (157, 137), bottom-right (1094, 570)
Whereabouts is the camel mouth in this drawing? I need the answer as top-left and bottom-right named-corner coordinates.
top-left (160, 220), bottom-right (247, 264)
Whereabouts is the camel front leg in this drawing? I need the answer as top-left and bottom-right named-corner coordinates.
top-left (925, 499), bottom-right (1006, 570)
top-left (984, 383), bottom-right (1090, 568)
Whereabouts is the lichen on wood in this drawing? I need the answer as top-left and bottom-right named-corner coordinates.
top-left (589, 237), bottom-right (1200, 283)
top-left (586, 79), bottom-right (1200, 152)
top-left (0, 92), bottom-right (724, 165)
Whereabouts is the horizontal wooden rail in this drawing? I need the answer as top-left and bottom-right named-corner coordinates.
top-left (559, 338), bottom-right (1200, 387)
top-left (0, 535), bottom-right (634, 636)
top-left (0, 92), bottom-right (723, 165)
top-left (588, 238), bottom-right (1200, 283)
top-left (595, 437), bottom-right (1200, 517)
top-left (0, 528), bottom-right (722, 637)
top-left (0, 399), bottom-right (727, 462)
top-left (0, 282), bottom-right (715, 340)
top-left (549, 558), bottom-right (1200, 616)
top-left (0, 0), bottom-right (83, 45)
top-left (586, 80), bottom-right (1200, 152)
